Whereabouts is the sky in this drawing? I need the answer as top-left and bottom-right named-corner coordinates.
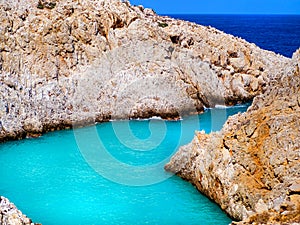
top-left (129, 0), bottom-right (300, 15)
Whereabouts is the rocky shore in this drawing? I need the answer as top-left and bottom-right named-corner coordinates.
top-left (0, 196), bottom-right (35, 225)
top-left (0, 0), bottom-right (299, 224)
top-left (165, 49), bottom-right (300, 224)
top-left (0, 0), bottom-right (291, 141)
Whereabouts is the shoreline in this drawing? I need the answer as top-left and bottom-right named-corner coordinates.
top-left (165, 50), bottom-right (300, 224)
top-left (0, 0), bottom-right (299, 224)
top-left (0, 101), bottom-right (253, 144)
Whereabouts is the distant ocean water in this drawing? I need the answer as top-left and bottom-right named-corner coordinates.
top-left (168, 14), bottom-right (300, 58)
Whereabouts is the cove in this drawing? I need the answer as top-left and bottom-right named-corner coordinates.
top-left (0, 104), bottom-right (249, 225)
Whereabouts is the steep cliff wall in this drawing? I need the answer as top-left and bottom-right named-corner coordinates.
top-left (0, 0), bottom-right (291, 141)
top-left (1, 1), bottom-right (299, 224)
top-left (165, 51), bottom-right (300, 224)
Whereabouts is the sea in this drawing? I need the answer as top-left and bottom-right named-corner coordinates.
top-left (168, 14), bottom-right (300, 58)
top-left (0, 15), bottom-right (299, 225)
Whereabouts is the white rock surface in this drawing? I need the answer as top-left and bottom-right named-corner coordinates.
top-left (0, 0), bottom-right (292, 141)
top-left (0, 196), bottom-right (34, 225)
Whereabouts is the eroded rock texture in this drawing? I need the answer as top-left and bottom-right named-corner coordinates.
top-left (0, 0), bottom-right (292, 141)
top-left (1, 0), bottom-right (299, 224)
top-left (0, 196), bottom-right (35, 225)
top-left (165, 52), bottom-right (300, 224)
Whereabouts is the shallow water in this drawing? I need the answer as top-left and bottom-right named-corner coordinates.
top-left (0, 105), bottom-right (249, 225)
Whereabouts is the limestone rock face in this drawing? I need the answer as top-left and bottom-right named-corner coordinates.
top-left (0, 0), bottom-right (292, 141)
top-left (1, 0), bottom-right (299, 224)
top-left (293, 47), bottom-right (300, 73)
top-left (165, 55), bottom-right (300, 224)
top-left (0, 196), bottom-right (35, 225)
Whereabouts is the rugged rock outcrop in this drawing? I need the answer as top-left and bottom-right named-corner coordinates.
top-left (0, 196), bottom-right (35, 225)
top-left (1, 0), bottom-right (299, 224)
top-left (0, 0), bottom-right (292, 141)
top-left (165, 51), bottom-right (300, 224)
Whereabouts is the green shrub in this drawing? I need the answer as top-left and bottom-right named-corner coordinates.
top-left (37, 1), bottom-right (56, 9)
top-left (46, 2), bottom-right (56, 9)
top-left (158, 22), bottom-right (168, 28)
top-left (37, 1), bottom-right (44, 9)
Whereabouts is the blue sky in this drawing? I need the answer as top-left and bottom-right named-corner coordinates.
top-left (129, 0), bottom-right (300, 14)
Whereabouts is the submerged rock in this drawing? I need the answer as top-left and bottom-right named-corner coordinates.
top-left (165, 52), bottom-right (300, 224)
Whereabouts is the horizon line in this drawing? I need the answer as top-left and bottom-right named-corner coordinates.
top-left (160, 13), bottom-right (300, 16)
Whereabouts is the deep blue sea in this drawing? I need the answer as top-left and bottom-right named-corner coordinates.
top-left (168, 15), bottom-right (300, 58)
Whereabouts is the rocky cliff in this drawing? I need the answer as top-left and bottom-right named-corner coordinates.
top-left (1, 0), bottom-right (299, 224)
top-left (165, 50), bottom-right (300, 224)
top-left (0, 0), bottom-right (291, 141)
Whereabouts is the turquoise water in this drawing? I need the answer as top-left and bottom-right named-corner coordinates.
top-left (0, 105), bottom-right (249, 225)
